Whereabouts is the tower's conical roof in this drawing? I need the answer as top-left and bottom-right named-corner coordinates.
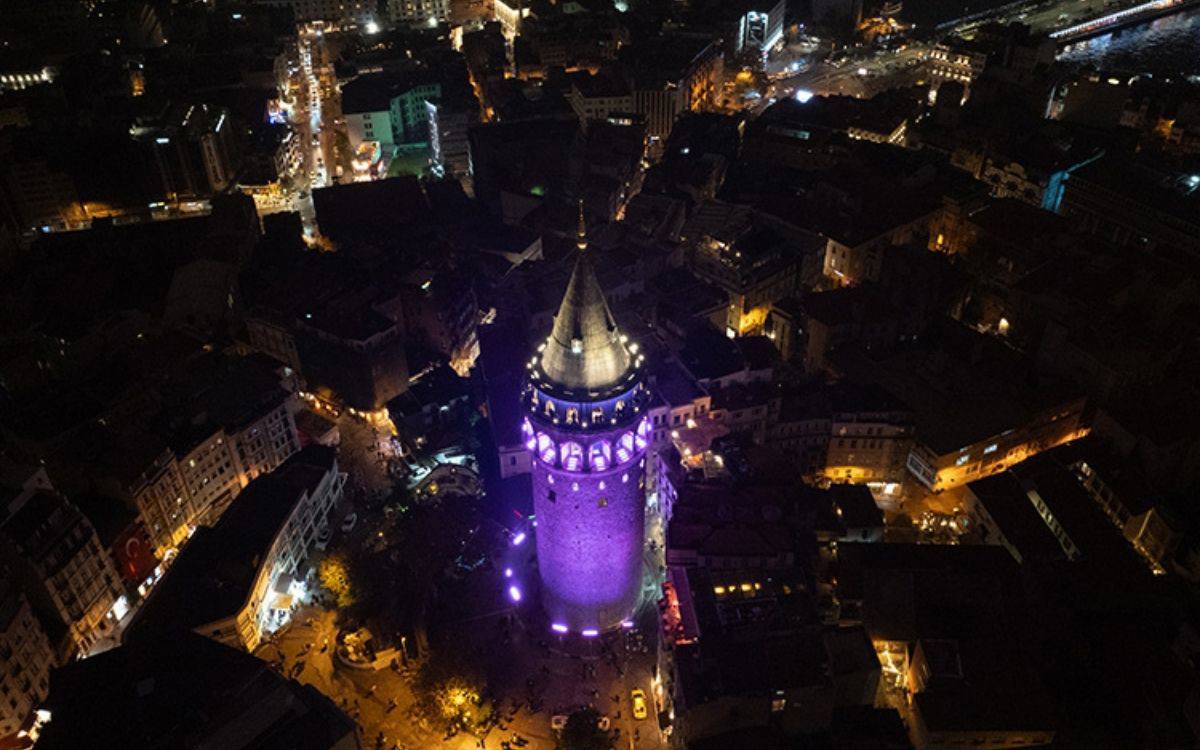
top-left (538, 219), bottom-right (632, 392)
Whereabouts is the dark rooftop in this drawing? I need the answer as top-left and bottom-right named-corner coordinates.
top-left (1, 492), bottom-right (93, 578)
top-left (312, 175), bottom-right (430, 243)
top-left (801, 285), bottom-right (898, 327)
top-left (39, 631), bottom-right (355, 750)
top-left (831, 320), bottom-right (1081, 454)
top-left (680, 324), bottom-right (745, 382)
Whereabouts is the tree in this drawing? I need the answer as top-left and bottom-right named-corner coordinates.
top-left (559, 708), bottom-right (614, 750)
top-left (318, 552), bottom-right (355, 608)
top-left (414, 647), bottom-right (494, 736)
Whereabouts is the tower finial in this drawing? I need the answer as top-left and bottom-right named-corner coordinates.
top-left (576, 199), bottom-right (587, 252)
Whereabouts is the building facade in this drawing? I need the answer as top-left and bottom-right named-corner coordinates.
top-left (729, 0), bottom-right (785, 60)
top-left (426, 97), bottom-right (480, 181)
top-left (129, 104), bottom-right (242, 202)
top-left (0, 578), bottom-right (55, 742)
top-left (389, 0), bottom-right (451, 26)
top-left (1, 491), bottom-right (125, 658)
top-left (523, 213), bottom-right (650, 633)
top-left (130, 390), bottom-right (300, 557)
top-left (906, 396), bottom-right (1088, 492)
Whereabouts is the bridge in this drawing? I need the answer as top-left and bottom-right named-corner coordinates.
top-left (1050, 0), bottom-right (1200, 43)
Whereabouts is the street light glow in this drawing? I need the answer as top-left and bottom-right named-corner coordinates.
top-left (508, 585), bottom-right (522, 602)
top-left (795, 89), bottom-right (814, 103)
top-left (581, 628), bottom-right (599, 637)
top-left (511, 532), bottom-right (526, 546)
top-left (504, 567), bottom-right (513, 578)
top-left (551, 622), bottom-right (569, 633)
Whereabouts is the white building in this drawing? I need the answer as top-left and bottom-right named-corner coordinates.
top-left (127, 446), bottom-right (345, 652)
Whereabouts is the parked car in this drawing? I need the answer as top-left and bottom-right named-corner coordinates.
top-left (315, 525), bottom-right (332, 551)
top-left (631, 689), bottom-right (648, 720)
top-left (340, 513), bottom-right (358, 533)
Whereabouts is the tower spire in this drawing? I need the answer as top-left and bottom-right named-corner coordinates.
top-left (576, 199), bottom-right (587, 252)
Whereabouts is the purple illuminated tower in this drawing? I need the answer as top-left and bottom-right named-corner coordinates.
top-left (522, 208), bottom-right (650, 633)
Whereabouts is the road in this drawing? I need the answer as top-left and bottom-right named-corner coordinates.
top-left (284, 24), bottom-right (352, 238)
top-left (768, 43), bottom-right (930, 105)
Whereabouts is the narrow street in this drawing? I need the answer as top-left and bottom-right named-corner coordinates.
top-left (287, 24), bottom-right (350, 239)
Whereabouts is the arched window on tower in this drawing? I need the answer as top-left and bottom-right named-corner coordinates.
top-left (591, 406), bottom-right (604, 423)
top-left (615, 432), bottom-right (636, 464)
top-left (544, 401), bottom-right (555, 418)
top-left (537, 433), bottom-right (556, 465)
top-left (565, 407), bottom-right (580, 425)
top-left (589, 440), bottom-right (612, 472)
top-left (559, 441), bottom-right (584, 472)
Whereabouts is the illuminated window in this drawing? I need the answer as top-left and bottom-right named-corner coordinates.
top-left (559, 441), bottom-right (584, 472)
top-left (537, 433), bottom-right (556, 464)
top-left (521, 418), bottom-right (535, 450)
top-left (637, 416), bottom-right (651, 440)
top-left (589, 440), bottom-right (612, 472)
top-left (615, 432), bottom-right (636, 464)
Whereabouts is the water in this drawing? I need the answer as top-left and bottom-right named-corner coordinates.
top-left (1056, 7), bottom-right (1200, 75)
